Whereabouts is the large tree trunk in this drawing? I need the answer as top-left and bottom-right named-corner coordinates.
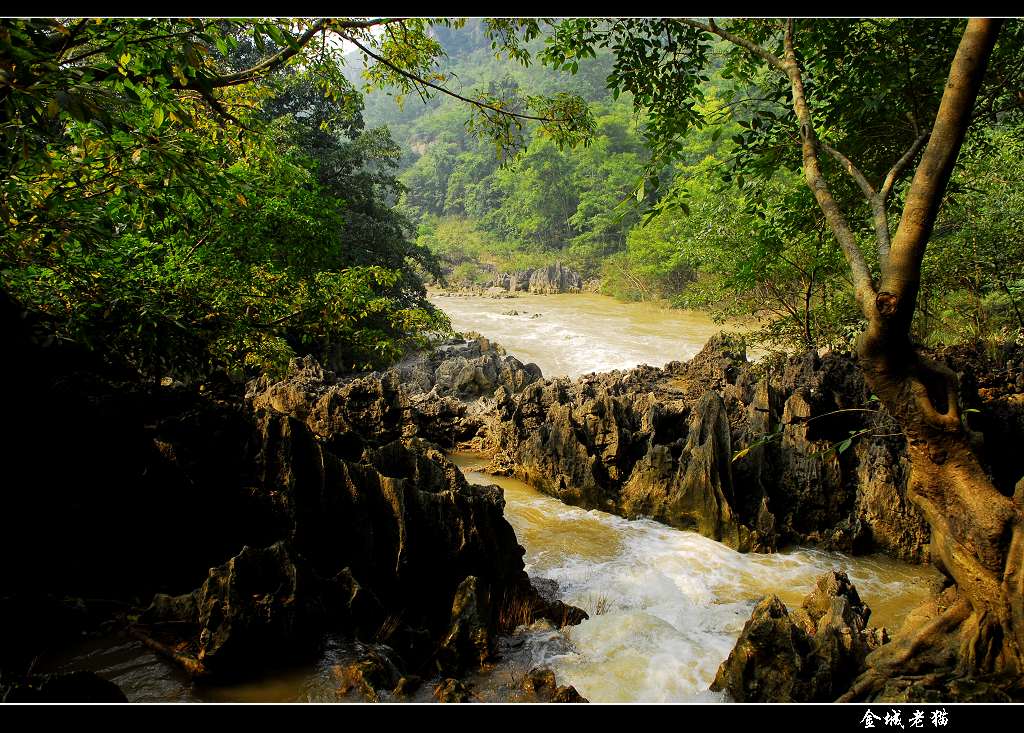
top-left (855, 18), bottom-right (1024, 691)
top-left (836, 19), bottom-right (1024, 699)
top-left (853, 335), bottom-right (1024, 689)
top-left (782, 17), bottom-right (1024, 697)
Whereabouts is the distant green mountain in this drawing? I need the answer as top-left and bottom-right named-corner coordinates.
top-left (345, 19), bottom-right (617, 170)
top-left (342, 19), bottom-right (656, 285)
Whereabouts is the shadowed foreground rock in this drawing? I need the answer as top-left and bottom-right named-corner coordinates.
top-left (0, 292), bottom-right (584, 698)
top-left (1, 671), bottom-right (128, 703)
top-left (135, 402), bottom-right (586, 684)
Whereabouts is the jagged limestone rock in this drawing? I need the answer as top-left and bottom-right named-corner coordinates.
top-left (485, 333), bottom-right (934, 558)
top-left (436, 576), bottom-right (493, 676)
top-left (711, 570), bottom-right (882, 702)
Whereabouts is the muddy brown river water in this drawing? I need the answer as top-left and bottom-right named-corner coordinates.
top-left (429, 291), bottom-right (739, 378)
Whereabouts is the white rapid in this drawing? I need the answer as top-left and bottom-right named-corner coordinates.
top-left (429, 291), bottom-right (737, 378)
top-left (455, 456), bottom-right (942, 704)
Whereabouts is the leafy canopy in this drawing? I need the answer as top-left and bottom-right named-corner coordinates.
top-left (0, 18), bottom-right (464, 380)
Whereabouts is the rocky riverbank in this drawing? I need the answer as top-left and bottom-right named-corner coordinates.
top-left (0, 295), bottom-right (584, 702)
top-left (476, 335), bottom-right (1021, 567)
top-left (4, 283), bottom-right (1022, 701)
top-left (249, 330), bottom-right (1023, 567)
top-left (482, 334), bottom-right (931, 560)
top-left (434, 262), bottom-right (597, 296)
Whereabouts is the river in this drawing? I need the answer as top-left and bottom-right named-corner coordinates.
top-left (456, 457), bottom-right (940, 703)
top-left (430, 291), bottom-right (740, 378)
top-left (40, 291), bottom-right (942, 702)
top-left (440, 291), bottom-right (940, 702)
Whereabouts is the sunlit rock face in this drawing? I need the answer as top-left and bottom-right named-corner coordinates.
top-left (710, 570), bottom-right (881, 702)
top-left (484, 333), bottom-right (929, 560)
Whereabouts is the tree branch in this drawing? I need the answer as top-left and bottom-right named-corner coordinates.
top-left (338, 33), bottom-right (569, 125)
top-left (883, 19), bottom-right (1003, 327)
top-left (174, 20), bottom-right (330, 91)
top-left (780, 19), bottom-right (878, 314)
top-left (820, 141), bottom-right (876, 199)
top-left (59, 18), bottom-right (91, 55)
top-left (821, 127), bottom-right (931, 264)
top-left (879, 130), bottom-right (931, 202)
top-left (820, 140), bottom-right (901, 261)
top-left (674, 18), bottom-right (786, 72)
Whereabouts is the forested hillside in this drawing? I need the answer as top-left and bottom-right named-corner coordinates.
top-left (352, 19), bottom-right (1024, 352)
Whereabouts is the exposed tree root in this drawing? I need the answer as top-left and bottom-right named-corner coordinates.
top-left (128, 626), bottom-right (208, 679)
top-left (849, 337), bottom-right (1024, 700)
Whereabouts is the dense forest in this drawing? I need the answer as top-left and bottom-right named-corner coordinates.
top-left (4, 18), bottom-right (1023, 380)
top-left (2, 17), bottom-right (1024, 706)
top-left (363, 20), bottom-right (1024, 353)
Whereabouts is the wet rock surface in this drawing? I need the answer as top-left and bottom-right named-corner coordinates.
top-left (483, 334), bottom-right (941, 559)
top-left (333, 646), bottom-right (405, 702)
top-left (433, 677), bottom-right (475, 702)
top-left (521, 667), bottom-right (589, 702)
top-left (711, 570), bottom-right (883, 702)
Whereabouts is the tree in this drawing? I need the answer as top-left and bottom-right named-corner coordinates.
top-left (543, 18), bottom-right (1024, 691)
top-left (1, 18), bottom-right (465, 380)
top-left (489, 137), bottom-right (578, 249)
top-left (640, 165), bottom-right (857, 351)
top-left (1, 18), bottom-right (598, 380)
top-left (920, 125), bottom-right (1024, 344)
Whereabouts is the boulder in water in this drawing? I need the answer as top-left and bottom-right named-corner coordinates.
top-left (434, 677), bottom-right (474, 702)
top-left (711, 570), bottom-right (881, 702)
top-left (334, 646), bottom-right (404, 702)
top-left (521, 667), bottom-right (589, 702)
